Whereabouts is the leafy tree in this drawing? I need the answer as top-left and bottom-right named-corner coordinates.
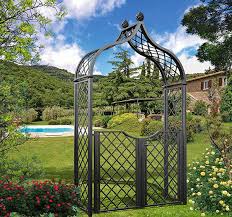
top-left (95, 50), bottom-right (162, 116)
top-left (0, 0), bottom-right (66, 63)
top-left (193, 100), bottom-right (208, 116)
top-left (221, 76), bottom-right (232, 121)
top-left (141, 58), bottom-right (160, 80)
top-left (182, 0), bottom-right (232, 70)
top-left (0, 81), bottom-right (28, 158)
top-left (0, 61), bottom-right (74, 109)
top-left (108, 48), bottom-right (138, 78)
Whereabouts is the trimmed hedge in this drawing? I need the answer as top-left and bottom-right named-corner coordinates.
top-left (107, 113), bottom-right (142, 135)
top-left (94, 116), bottom-right (112, 128)
top-left (141, 120), bottom-right (163, 136)
top-left (48, 118), bottom-right (72, 125)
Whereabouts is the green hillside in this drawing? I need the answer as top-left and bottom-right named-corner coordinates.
top-left (0, 61), bottom-right (74, 109)
top-left (31, 65), bottom-right (74, 81)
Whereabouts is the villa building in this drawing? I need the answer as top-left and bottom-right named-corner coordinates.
top-left (186, 71), bottom-right (228, 112)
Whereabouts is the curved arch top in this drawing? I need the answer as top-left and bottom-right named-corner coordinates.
top-left (75, 13), bottom-right (186, 86)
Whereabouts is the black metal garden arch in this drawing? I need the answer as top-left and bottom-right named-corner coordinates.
top-left (74, 12), bottom-right (187, 217)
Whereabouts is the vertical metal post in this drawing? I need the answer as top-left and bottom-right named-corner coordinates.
top-left (141, 139), bottom-right (146, 207)
top-left (177, 131), bottom-right (182, 201)
top-left (74, 82), bottom-right (78, 185)
top-left (94, 131), bottom-right (100, 212)
top-left (136, 138), bottom-right (146, 207)
top-left (181, 85), bottom-right (187, 204)
top-left (163, 87), bottom-right (169, 198)
top-left (87, 77), bottom-right (93, 216)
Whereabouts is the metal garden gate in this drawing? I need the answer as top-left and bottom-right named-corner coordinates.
top-left (74, 12), bottom-right (187, 216)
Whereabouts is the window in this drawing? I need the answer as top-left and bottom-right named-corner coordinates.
top-left (223, 77), bottom-right (227, 86)
top-left (201, 80), bottom-right (212, 90)
top-left (219, 76), bottom-right (227, 87)
top-left (204, 80), bottom-right (209, 90)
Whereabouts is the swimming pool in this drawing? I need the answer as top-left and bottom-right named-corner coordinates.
top-left (19, 125), bottom-right (74, 137)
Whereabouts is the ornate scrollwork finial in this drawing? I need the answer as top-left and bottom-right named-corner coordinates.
top-left (121, 20), bottom-right (129, 28)
top-left (136, 12), bottom-right (144, 21)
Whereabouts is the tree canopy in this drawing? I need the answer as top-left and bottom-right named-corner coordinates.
top-left (94, 48), bottom-right (163, 115)
top-left (0, 0), bottom-right (66, 64)
top-left (182, 0), bottom-right (232, 70)
top-left (0, 61), bottom-right (74, 109)
top-left (221, 75), bottom-right (232, 121)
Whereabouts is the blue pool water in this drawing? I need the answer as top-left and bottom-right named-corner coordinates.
top-left (20, 126), bottom-right (74, 134)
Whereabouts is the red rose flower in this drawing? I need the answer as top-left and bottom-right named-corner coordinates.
top-left (6, 197), bottom-right (13, 201)
top-left (46, 205), bottom-right (50, 209)
top-left (54, 185), bottom-right (59, 191)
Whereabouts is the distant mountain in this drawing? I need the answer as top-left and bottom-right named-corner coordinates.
top-left (0, 61), bottom-right (105, 110)
top-left (0, 61), bottom-right (74, 109)
top-left (30, 65), bottom-right (74, 81)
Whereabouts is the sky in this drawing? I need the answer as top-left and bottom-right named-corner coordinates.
top-left (38, 0), bottom-right (212, 75)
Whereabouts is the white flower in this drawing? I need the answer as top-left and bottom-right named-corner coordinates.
top-left (201, 213), bottom-right (205, 217)
top-left (197, 178), bottom-right (200, 182)
top-left (211, 151), bottom-right (215, 155)
top-left (216, 210), bottom-right (219, 213)
top-left (200, 171), bottom-right (206, 176)
top-left (190, 207), bottom-right (194, 211)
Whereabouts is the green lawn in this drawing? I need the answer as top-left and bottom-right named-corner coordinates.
top-left (9, 122), bottom-right (232, 216)
top-left (223, 121), bottom-right (232, 131)
top-left (10, 131), bottom-right (211, 181)
top-left (82, 204), bottom-right (228, 217)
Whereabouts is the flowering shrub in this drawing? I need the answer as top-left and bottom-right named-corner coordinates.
top-left (188, 147), bottom-right (232, 216)
top-left (0, 155), bottom-right (44, 182)
top-left (0, 178), bottom-right (80, 216)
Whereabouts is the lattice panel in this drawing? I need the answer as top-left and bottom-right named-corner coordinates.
top-left (77, 80), bottom-right (89, 209)
top-left (167, 130), bottom-right (179, 199)
top-left (145, 131), bottom-right (179, 205)
top-left (76, 50), bottom-right (98, 78)
top-left (128, 25), bottom-right (182, 84)
top-left (166, 87), bottom-right (182, 200)
top-left (98, 131), bottom-right (137, 211)
top-left (145, 132), bottom-right (166, 205)
top-left (167, 87), bottom-right (182, 131)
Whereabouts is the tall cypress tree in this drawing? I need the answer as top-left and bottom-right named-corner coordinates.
top-left (108, 47), bottom-right (138, 78)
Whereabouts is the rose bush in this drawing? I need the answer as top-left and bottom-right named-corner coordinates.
top-left (188, 147), bottom-right (232, 216)
top-left (0, 177), bottom-right (80, 216)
